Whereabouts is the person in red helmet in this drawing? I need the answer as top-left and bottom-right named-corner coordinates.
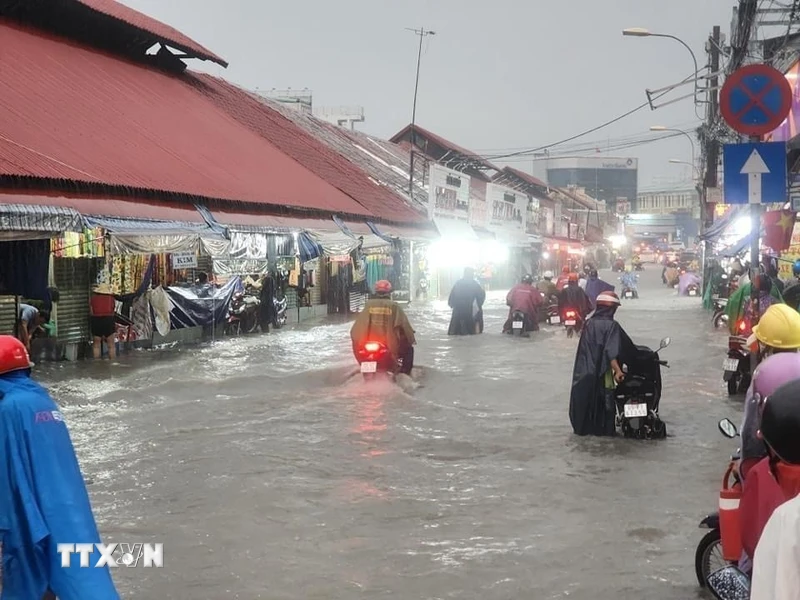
top-left (502, 274), bottom-right (543, 335)
top-left (350, 280), bottom-right (416, 375)
top-left (555, 266), bottom-right (571, 292)
top-left (558, 272), bottom-right (592, 330)
top-left (569, 291), bottom-right (636, 436)
top-left (0, 336), bottom-right (120, 599)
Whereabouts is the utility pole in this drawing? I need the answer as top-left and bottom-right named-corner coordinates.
top-left (702, 26), bottom-right (721, 283)
top-left (406, 27), bottom-right (435, 204)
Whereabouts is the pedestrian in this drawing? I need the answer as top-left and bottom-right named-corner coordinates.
top-left (259, 273), bottom-right (277, 333)
top-left (0, 336), bottom-right (120, 599)
top-left (89, 283), bottom-right (117, 359)
top-left (447, 268), bottom-right (486, 336)
top-left (16, 303), bottom-right (49, 352)
top-left (568, 291), bottom-right (637, 436)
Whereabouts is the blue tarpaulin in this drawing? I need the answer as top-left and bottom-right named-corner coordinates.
top-left (166, 276), bottom-right (240, 329)
top-left (298, 232), bottom-right (322, 262)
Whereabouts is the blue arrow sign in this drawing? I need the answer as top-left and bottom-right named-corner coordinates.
top-left (723, 142), bottom-right (787, 204)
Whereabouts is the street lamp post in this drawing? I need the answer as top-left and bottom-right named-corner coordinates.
top-left (623, 28), bottom-right (702, 104)
top-left (406, 27), bottom-right (436, 203)
top-left (650, 125), bottom-right (696, 171)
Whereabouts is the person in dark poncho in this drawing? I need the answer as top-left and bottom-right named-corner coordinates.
top-left (584, 269), bottom-right (615, 309)
top-left (558, 273), bottom-right (592, 326)
top-left (448, 268), bottom-right (486, 335)
top-left (569, 291), bottom-right (637, 436)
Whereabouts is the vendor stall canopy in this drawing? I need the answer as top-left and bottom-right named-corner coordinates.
top-left (0, 4), bottom-right (428, 227)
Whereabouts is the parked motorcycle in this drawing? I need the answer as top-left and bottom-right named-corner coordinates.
top-left (695, 418), bottom-right (742, 587)
top-left (614, 337), bottom-right (670, 439)
top-left (723, 326), bottom-right (751, 396)
top-left (712, 298), bottom-right (729, 329)
top-left (226, 291), bottom-right (261, 335)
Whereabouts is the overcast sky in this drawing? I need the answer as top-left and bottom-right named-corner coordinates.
top-left (122, 0), bottom-right (727, 190)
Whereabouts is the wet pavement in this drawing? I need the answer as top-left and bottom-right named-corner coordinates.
top-left (39, 267), bottom-right (743, 599)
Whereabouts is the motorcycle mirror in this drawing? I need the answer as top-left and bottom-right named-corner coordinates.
top-left (706, 566), bottom-right (750, 599)
top-left (718, 418), bottom-right (739, 439)
top-left (659, 337), bottom-right (671, 349)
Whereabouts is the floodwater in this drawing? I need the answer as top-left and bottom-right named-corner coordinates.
top-left (38, 267), bottom-right (741, 599)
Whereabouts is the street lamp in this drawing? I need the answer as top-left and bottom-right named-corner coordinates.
top-left (406, 27), bottom-right (436, 202)
top-left (651, 125), bottom-right (697, 170)
top-left (623, 28), bottom-right (701, 104)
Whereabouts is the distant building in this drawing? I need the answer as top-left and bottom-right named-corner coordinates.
top-left (545, 156), bottom-right (637, 214)
top-left (637, 186), bottom-right (698, 215)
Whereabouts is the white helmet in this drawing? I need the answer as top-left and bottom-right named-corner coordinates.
top-left (543, 270), bottom-right (554, 279)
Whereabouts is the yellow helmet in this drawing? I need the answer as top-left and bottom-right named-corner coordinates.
top-left (752, 304), bottom-right (800, 349)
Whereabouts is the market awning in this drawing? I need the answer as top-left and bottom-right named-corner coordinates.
top-left (0, 203), bottom-right (82, 240)
top-left (700, 206), bottom-right (746, 242)
top-left (370, 222), bottom-right (439, 241)
top-left (718, 234), bottom-right (753, 258)
top-left (332, 217), bottom-right (391, 251)
top-left (434, 217), bottom-right (479, 241)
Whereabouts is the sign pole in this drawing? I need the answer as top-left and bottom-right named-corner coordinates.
top-left (748, 135), bottom-right (762, 371)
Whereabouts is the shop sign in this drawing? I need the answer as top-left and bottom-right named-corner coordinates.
top-left (485, 183), bottom-right (527, 238)
top-left (428, 164), bottom-right (471, 222)
top-left (171, 252), bottom-right (198, 269)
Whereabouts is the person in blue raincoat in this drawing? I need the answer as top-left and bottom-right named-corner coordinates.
top-left (0, 335), bottom-right (119, 600)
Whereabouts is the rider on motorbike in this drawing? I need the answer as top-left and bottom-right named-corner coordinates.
top-left (555, 266), bottom-right (571, 292)
top-left (503, 274), bottom-right (543, 334)
top-left (739, 305), bottom-right (800, 479)
top-left (350, 280), bottom-right (416, 375)
top-left (537, 270), bottom-right (557, 298)
top-left (740, 378), bottom-right (800, 585)
top-left (620, 269), bottom-right (639, 298)
top-left (558, 273), bottom-right (591, 324)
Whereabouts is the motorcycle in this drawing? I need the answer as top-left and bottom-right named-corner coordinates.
top-left (273, 296), bottom-right (288, 329)
top-left (634, 262), bottom-right (644, 271)
top-left (612, 258), bottom-right (625, 272)
top-left (687, 283), bottom-right (700, 297)
top-left (416, 277), bottom-right (429, 300)
top-left (545, 296), bottom-right (561, 325)
top-left (706, 566), bottom-right (750, 600)
top-left (225, 291), bottom-right (261, 335)
top-left (614, 337), bottom-right (670, 439)
top-left (355, 339), bottom-right (403, 379)
top-left (622, 286), bottom-right (637, 300)
top-left (562, 308), bottom-right (581, 338)
top-left (723, 325), bottom-right (751, 396)
top-left (509, 310), bottom-right (529, 337)
top-left (712, 298), bottom-right (729, 329)
top-left (695, 419), bottom-right (742, 588)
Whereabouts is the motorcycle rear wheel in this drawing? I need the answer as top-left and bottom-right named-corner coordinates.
top-left (694, 528), bottom-right (730, 588)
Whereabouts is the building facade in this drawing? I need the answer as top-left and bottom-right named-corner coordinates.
top-left (545, 156), bottom-right (637, 214)
top-left (636, 187), bottom-right (699, 215)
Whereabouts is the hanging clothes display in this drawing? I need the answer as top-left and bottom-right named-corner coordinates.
top-left (50, 227), bottom-right (105, 258)
top-left (364, 253), bottom-right (394, 291)
top-left (103, 255), bottom-right (152, 295)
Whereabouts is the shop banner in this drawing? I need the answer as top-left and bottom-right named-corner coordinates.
top-left (485, 183), bottom-right (528, 240)
top-left (428, 164), bottom-right (470, 222)
top-left (171, 251), bottom-right (198, 269)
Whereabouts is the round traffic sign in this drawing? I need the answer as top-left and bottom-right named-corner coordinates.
top-left (720, 63), bottom-right (792, 136)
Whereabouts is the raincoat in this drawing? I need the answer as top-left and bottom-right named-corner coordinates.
top-left (752, 493), bottom-right (800, 600)
top-left (537, 279), bottom-right (557, 299)
top-left (558, 282), bottom-right (591, 320)
top-left (678, 272), bottom-right (701, 296)
top-left (0, 371), bottom-right (120, 600)
top-left (505, 284), bottom-right (543, 324)
top-left (584, 276), bottom-right (615, 308)
top-left (620, 272), bottom-right (638, 291)
top-left (448, 277), bottom-right (486, 335)
top-left (350, 298), bottom-right (416, 359)
top-left (569, 306), bottom-right (636, 436)
top-left (724, 282), bottom-right (783, 335)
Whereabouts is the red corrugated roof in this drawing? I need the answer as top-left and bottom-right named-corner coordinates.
top-left (73, 0), bottom-right (227, 66)
top-left (0, 21), bottom-right (392, 221)
top-left (390, 124), bottom-right (500, 173)
top-left (189, 74), bottom-right (426, 225)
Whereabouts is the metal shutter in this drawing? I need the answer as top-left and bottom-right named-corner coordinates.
top-left (53, 258), bottom-right (92, 344)
top-left (0, 296), bottom-right (16, 335)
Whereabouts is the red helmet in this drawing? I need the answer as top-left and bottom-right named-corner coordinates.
top-left (561, 266), bottom-right (570, 274)
top-left (0, 335), bottom-right (33, 376)
top-left (374, 280), bottom-right (392, 294)
top-left (568, 272), bottom-right (579, 283)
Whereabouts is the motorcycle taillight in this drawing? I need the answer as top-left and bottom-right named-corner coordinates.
top-left (566, 311), bottom-right (576, 318)
top-left (364, 342), bottom-right (382, 353)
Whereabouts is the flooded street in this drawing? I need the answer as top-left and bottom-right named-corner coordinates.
top-left (40, 269), bottom-right (740, 599)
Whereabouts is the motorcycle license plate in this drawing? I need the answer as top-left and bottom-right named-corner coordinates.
top-left (549, 316), bottom-right (560, 324)
top-left (689, 290), bottom-right (697, 296)
top-left (512, 321), bottom-right (524, 329)
top-left (625, 292), bottom-right (633, 298)
top-left (565, 320), bottom-right (576, 326)
top-left (723, 358), bottom-right (740, 372)
top-left (361, 362), bottom-right (378, 374)
top-left (623, 403), bottom-right (648, 418)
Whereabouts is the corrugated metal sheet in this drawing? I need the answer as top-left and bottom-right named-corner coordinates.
top-left (0, 296), bottom-right (16, 336)
top-left (74, 0), bottom-right (227, 66)
top-left (53, 258), bottom-right (91, 344)
top-left (190, 74), bottom-right (428, 225)
top-left (0, 22), bottom-right (380, 219)
top-left (0, 203), bottom-right (82, 232)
